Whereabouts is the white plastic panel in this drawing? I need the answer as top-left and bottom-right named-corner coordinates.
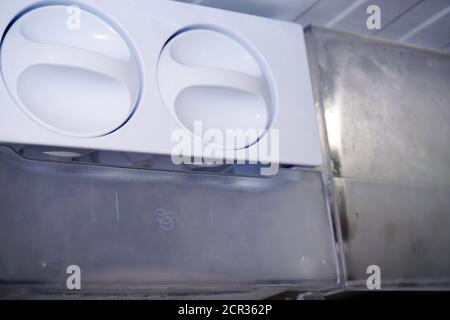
top-left (0, 0), bottom-right (322, 167)
top-left (158, 28), bottom-right (274, 149)
top-left (1, 5), bottom-right (141, 138)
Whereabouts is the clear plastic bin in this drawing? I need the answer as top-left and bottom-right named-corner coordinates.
top-left (0, 146), bottom-right (339, 299)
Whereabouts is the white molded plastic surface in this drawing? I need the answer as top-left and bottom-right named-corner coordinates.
top-left (158, 29), bottom-right (274, 149)
top-left (1, 5), bottom-right (141, 138)
top-left (0, 0), bottom-right (322, 167)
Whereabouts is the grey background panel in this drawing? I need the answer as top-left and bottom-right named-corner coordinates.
top-left (330, 0), bottom-right (425, 36)
top-left (376, 0), bottom-right (450, 45)
top-left (175, 0), bottom-right (450, 52)
top-left (296, 0), bottom-right (357, 27)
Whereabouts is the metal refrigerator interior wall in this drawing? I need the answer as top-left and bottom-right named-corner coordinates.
top-left (305, 26), bottom-right (450, 289)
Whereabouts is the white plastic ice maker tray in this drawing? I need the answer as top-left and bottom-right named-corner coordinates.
top-left (0, 0), bottom-right (322, 167)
